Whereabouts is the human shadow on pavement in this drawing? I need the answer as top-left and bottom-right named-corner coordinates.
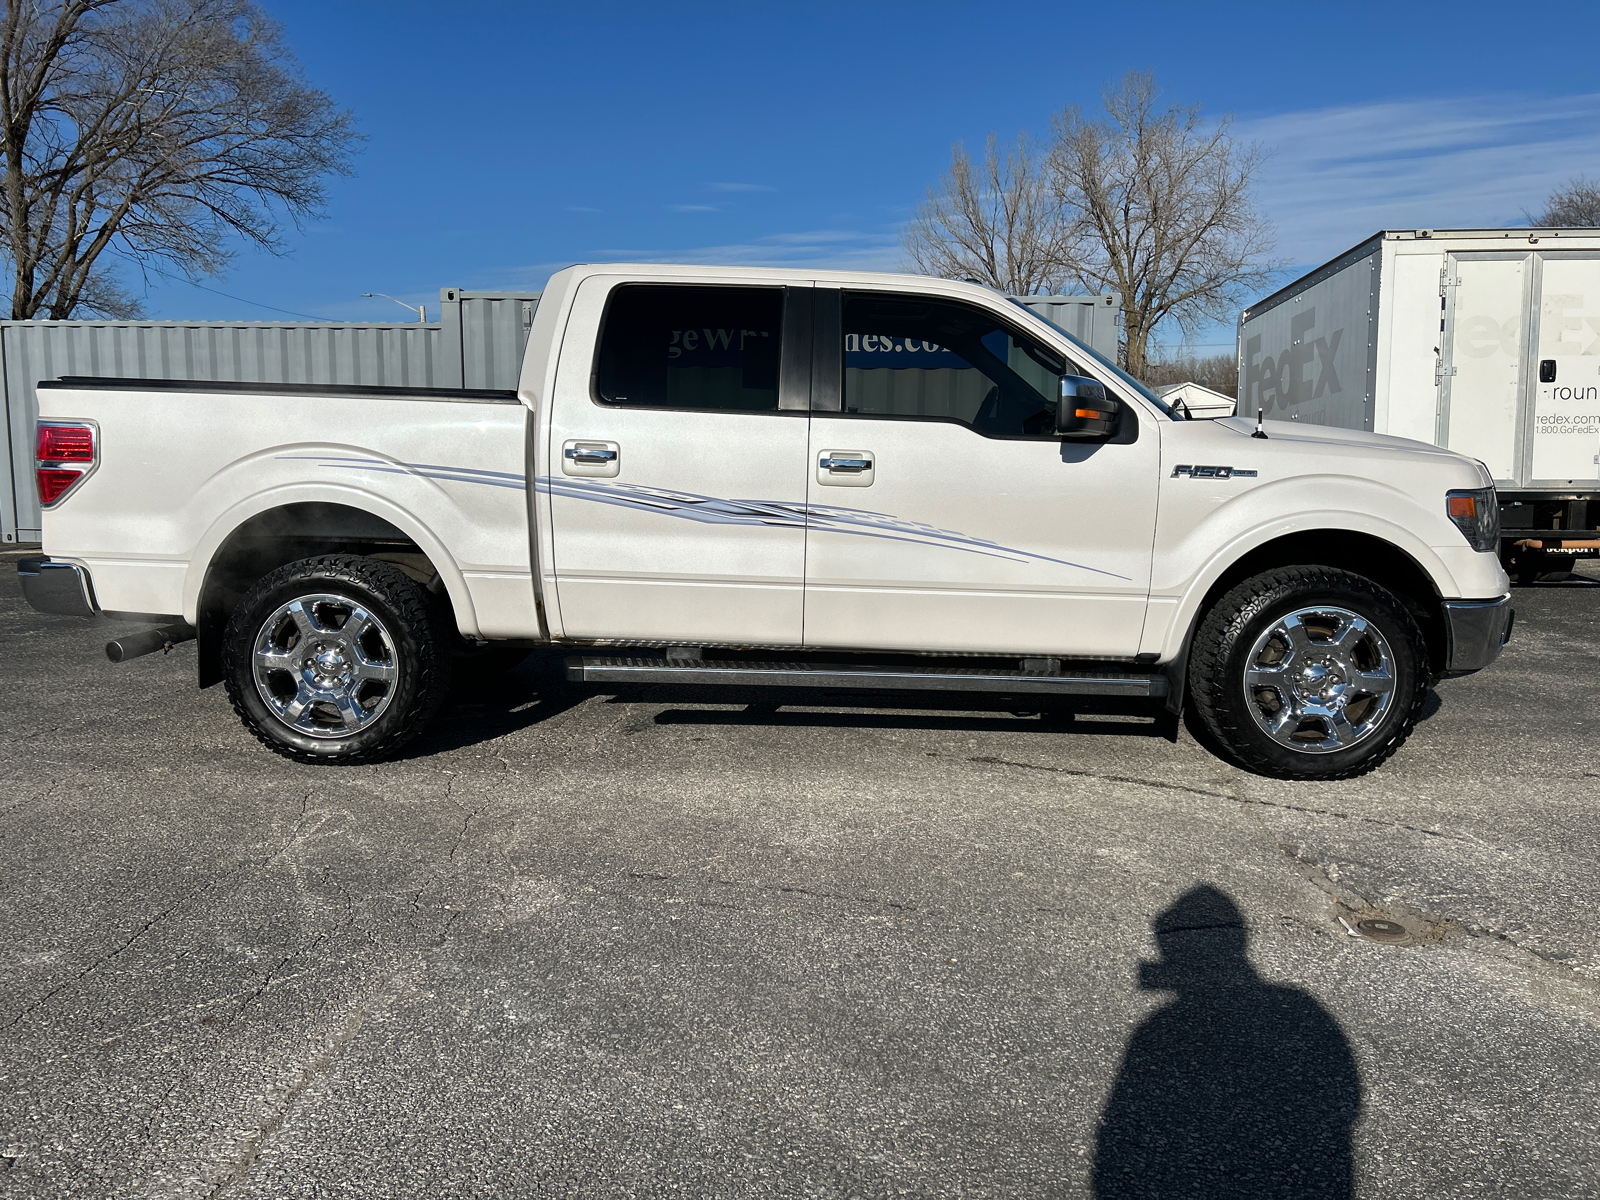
top-left (1094, 885), bottom-right (1361, 1200)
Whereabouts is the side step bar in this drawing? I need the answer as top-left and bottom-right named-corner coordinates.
top-left (565, 656), bottom-right (1168, 698)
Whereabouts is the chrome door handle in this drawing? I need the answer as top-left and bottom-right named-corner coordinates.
top-left (565, 446), bottom-right (617, 464)
top-left (820, 455), bottom-right (871, 472)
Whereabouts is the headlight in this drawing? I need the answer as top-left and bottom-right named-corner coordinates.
top-left (1446, 487), bottom-right (1499, 553)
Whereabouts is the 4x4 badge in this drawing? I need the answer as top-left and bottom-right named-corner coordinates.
top-left (1171, 465), bottom-right (1258, 478)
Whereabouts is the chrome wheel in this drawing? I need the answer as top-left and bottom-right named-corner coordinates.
top-left (252, 593), bottom-right (398, 738)
top-left (1243, 606), bottom-right (1396, 755)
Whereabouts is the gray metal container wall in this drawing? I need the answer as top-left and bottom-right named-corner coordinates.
top-left (2, 288), bottom-right (1110, 544)
top-left (438, 289), bottom-right (541, 390)
top-left (1013, 294), bottom-right (1121, 362)
top-left (1237, 241), bottom-right (1382, 429)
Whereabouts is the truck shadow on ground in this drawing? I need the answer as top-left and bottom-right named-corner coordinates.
top-left (1514, 571), bottom-right (1600, 589)
top-left (637, 692), bottom-right (1181, 740)
top-left (400, 651), bottom-right (591, 758)
top-left (1094, 884), bottom-right (1360, 1199)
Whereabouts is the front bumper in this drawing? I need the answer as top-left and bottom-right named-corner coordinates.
top-left (17, 557), bottom-right (97, 617)
top-left (1442, 594), bottom-right (1513, 675)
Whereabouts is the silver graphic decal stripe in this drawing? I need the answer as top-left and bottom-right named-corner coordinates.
top-left (536, 476), bottom-right (1128, 579)
top-left (273, 456), bottom-right (1125, 579)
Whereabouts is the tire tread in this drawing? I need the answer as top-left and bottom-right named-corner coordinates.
top-left (1188, 566), bottom-right (1428, 780)
top-left (221, 554), bottom-right (449, 765)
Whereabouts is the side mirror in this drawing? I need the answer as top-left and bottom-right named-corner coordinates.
top-left (1056, 375), bottom-right (1121, 439)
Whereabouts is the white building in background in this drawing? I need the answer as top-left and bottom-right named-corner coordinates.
top-left (1155, 381), bottom-right (1237, 419)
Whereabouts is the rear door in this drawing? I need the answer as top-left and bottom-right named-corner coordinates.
top-left (545, 279), bottom-right (812, 644)
top-left (1529, 252), bottom-right (1600, 486)
top-left (1438, 252), bottom-right (1531, 484)
top-left (801, 288), bottom-right (1158, 657)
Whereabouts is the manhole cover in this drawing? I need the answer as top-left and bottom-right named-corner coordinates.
top-left (1355, 918), bottom-right (1409, 943)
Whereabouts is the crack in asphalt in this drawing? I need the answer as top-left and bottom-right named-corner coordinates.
top-left (201, 962), bottom-right (415, 1199)
top-left (950, 749), bottom-right (1597, 994)
top-left (0, 847), bottom-right (259, 1032)
top-left (952, 752), bottom-right (1488, 846)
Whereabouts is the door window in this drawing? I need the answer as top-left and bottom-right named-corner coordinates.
top-left (594, 284), bottom-right (784, 411)
top-left (841, 293), bottom-right (1072, 437)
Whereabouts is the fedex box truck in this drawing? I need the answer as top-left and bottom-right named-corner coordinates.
top-left (1238, 228), bottom-right (1600, 579)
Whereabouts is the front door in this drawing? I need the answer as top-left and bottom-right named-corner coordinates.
top-left (545, 279), bottom-right (812, 644)
top-left (801, 289), bottom-right (1158, 658)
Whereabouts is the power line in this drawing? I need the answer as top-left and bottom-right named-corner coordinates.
top-left (147, 269), bottom-right (325, 321)
top-left (175, 278), bottom-right (324, 321)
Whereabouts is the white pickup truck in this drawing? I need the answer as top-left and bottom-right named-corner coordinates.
top-left (18, 265), bottom-right (1513, 778)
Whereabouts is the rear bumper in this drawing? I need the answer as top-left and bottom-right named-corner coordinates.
top-left (17, 557), bottom-right (97, 617)
top-left (1441, 594), bottom-right (1513, 675)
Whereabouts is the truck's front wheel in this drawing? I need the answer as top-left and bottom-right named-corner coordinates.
top-left (1188, 567), bottom-right (1427, 779)
top-left (221, 555), bottom-right (451, 764)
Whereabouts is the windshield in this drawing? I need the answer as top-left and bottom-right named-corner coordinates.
top-left (1007, 299), bottom-right (1178, 418)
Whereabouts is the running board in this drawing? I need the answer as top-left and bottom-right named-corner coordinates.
top-left (565, 657), bottom-right (1168, 698)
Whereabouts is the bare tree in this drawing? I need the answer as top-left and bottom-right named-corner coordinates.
top-left (1529, 176), bottom-right (1600, 228)
top-left (1048, 72), bottom-right (1277, 377)
top-left (901, 132), bottom-right (1070, 295)
top-left (0, 0), bottom-right (358, 319)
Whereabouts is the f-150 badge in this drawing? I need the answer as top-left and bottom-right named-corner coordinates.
top-left (1171, 464), bottom-right (1258, 478)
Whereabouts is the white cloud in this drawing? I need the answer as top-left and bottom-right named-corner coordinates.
top-left (669, 204), bottom-right (721, 212)
top-left (707, 182), bottom-right (776, 192)
top-left (1239, 92), bottom-right (1600, 269)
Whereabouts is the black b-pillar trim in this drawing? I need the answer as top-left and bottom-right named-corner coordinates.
top-left (778, 286), bottom-right (813, 411)
top-left (810, 288), bottom-right (842, 412)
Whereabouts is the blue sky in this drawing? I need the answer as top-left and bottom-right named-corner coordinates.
top-left (129, 0), bottom-right (1600, 354)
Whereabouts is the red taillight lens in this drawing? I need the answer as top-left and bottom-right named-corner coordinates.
top-left (37, 422), bottom-right (95, 462)
top-left (35, 421), bottom-right (95, 506)
top-left (37, 467), bottom-right (83, 505)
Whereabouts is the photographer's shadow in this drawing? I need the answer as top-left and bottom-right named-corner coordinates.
top-left (1094, 885), bottom-right (1361, 1199)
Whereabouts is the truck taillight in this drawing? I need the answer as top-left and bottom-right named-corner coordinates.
top-left (35, 420), bottom-right (97, 507)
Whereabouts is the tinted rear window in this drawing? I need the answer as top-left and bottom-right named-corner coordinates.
top-left (594, 284), bottom-right (784, 411)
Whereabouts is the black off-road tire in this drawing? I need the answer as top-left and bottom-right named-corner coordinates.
top-left (1188, 566), bottom-right (1429, 780)
top-left (222, 554), bottom-right (452, 764)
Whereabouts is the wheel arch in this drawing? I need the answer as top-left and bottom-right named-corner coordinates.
top-left (1186, 529), bottom-right (1447, 677)
top-left (190, 494), bottom-right (477, 688)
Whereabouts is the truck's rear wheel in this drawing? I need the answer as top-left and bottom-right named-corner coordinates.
top-left (222, 554), bottom-right (451, 764)
top-left (1188, 567), bottom-right (1427, 779)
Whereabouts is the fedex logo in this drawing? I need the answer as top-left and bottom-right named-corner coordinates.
top-left (1244, 306), bottom-right (1343, 416)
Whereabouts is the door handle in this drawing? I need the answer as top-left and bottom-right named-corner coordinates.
top-left (561, 439), bottom-right (621, 477)
top-left (817, 449), bottom-right (874, 487)
top-left (820, 455), bottom-right (871, 472)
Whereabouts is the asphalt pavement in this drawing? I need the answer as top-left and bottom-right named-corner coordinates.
top-left (2, 551), bottom-right (1597, 1198)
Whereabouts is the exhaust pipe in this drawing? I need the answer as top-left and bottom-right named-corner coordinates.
top-left (106, 622), bottom-right (196, 663)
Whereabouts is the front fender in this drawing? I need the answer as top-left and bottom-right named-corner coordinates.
top-left (1143, 473), bottom-right (1477, 663)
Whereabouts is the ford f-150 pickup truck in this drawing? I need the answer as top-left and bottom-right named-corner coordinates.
top-left (18, 265), bottom-right (1513, 778)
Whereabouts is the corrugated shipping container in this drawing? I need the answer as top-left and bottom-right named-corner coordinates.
top-left (1016, 294), bottom-right (1121, 362)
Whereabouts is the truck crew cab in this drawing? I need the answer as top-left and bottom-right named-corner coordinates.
top-left (19, 265), bottom-right (1513, 778)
